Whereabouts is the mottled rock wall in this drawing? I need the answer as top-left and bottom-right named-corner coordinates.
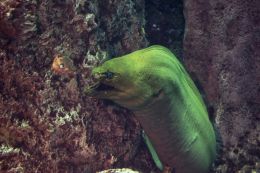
top-left (183, 0), bottom-right (260, 172)
top-left (0, 0), bottom-right (155, 172)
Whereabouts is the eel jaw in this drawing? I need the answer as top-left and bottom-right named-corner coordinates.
top-left (85, 80), bottom-right (120, 98)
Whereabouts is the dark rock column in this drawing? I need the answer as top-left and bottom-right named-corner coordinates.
top-left (183, 0), bottom-right (259, 172)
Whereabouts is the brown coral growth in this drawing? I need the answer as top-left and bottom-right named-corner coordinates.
top-left (0, 0), bottom-right (154, 173)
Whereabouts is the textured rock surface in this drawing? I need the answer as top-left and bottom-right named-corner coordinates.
top-left (183, 0), bottom-right (260, 172)
top-left (0, 0), bottom-right (155, 172)
top-left (98, 168), bottom-right (140, 173)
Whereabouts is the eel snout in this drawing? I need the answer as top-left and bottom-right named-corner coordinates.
top-left (85, 72), bottom-right (117, 96)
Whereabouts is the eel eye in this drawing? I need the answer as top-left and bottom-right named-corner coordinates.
top-left (104, 71), bottom-right (114, 79)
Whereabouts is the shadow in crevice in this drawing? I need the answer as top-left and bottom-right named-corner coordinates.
top-left (145, 0), bottom-right (185, 59)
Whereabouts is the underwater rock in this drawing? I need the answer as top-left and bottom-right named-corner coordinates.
top-left (0, 0), bottom-right (151, 172)
top-left (183, 0), bottom-right (259, 172)
top-left (98, 168), bottom-right (140, 173)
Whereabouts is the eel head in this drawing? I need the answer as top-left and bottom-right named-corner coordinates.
top-left (85, 54), bottom-right (162, 109)
top-left (85, 58), bottom-right (138, 102)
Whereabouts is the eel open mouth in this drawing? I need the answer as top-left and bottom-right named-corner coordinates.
top-left (90, 81), bottom-right (116, 91)
top-left (85, 80), bottom-right (119, 96)
top-left (85, 71), bottom-right (121, 96)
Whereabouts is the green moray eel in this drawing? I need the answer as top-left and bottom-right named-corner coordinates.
top-left (85, 45), bottom-right (217, 173)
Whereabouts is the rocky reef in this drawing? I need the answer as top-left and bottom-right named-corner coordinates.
top-left (0, 0), bottom-right (151, 172)
top-left (0, 0), bottom-right (259, 173)
top-left (183, 0), bottom-right (259, 172)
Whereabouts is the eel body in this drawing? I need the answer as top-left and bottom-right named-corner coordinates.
top-left (86, 45), bottom-right (216, 173)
